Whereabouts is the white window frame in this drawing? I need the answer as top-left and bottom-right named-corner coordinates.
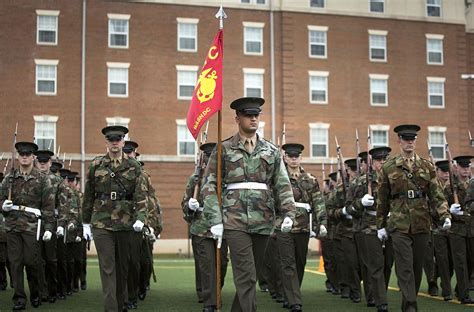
top-left (107, 62), bottom-right (130, 98)
top-left (426, 34), bottom-right (444, 65)
top-left (369, 0), bottom-right (385, 13)
top-left (176, 65), bottom-right (198, 100)
top-left (369, 74), bottom-right (389, 107)
top-left (176, 119), bottom-right (196, 156)
top-left (308, 25), bottom-right (328, 59)
top-left (426, 0), bottom-right (442, 18)
top-left (310, 0), bottom-right (325, 8)
top-left (427, 77), bottom-right (445, 109)
top-left (108, 14), bottom-right (130, 49)
top-left (369, 124), bottom-right (390, 148)
top-left (309, 71), bottom-right (329, 104)
top-left (243, 22), bottom-right (264, 56)
top-left (177, 18), bottom-right (198, 53)
top-left (240, 0), bottom-right (266, 4)
top-left (34, 115), bottom-right (58, 151)
top-left (257, 122), bottom-right (265, 138)
top-left (428, 126), bottom-right (447, 160)
top-left (309, 123), bottom-right (330, 158)
top-left (243, 68), bottom-right (265, 97)
top-left (36, 10), bottom-right (59, 46)
top-left (368, 30), bottom-right (387, 62)
top-left (35, 59), bottom-right (58, 96)
top-left (106, 117), bottom-right (130, 140)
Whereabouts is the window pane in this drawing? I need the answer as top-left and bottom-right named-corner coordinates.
top-left (38, 65), bottom-right (56, 79)
top-left (256, 0), bottom-right (265, 4)
top-left (241, 0), bottom-right (250, 3)
top-left (371, 79), bottom-right (387, 93)
top-left (39, 31), bottom-right (56, 43)
top-left (111, 34), bottom-right (127, 46)
top-left (110, 19), bottom-right (127, 33)
top-left (180, 38), bottom-right (196, 50)
top-left (180, 142), bottom-right (195, 155)
top-left (312, 144), bottom-right (326, 157)
top-left (110, 83), bottom-right (126, 95)
top-left (246, 88), bottom-right (261, 97)
top-left (179, 86), bottom-right (194, 97)
top-left (370, 1), bottom-right (384, 12)
top-left (372, 130), bottom-right (388, 146)
top-left (372, 93), bottom-right (386, 104)
top-left (311, 90), bottom-right (326, 102)
top-left (310, 0), bottom-right (325, 8)
top-left (311, 45), bottom-right (325, 56)
top-left (246, 41), bottom-right (262, 53)
top-left (429, 95), bottom-right (443, 106)
top-left (178, 23), bottom-right (197, 50)
top-left (371, 48), bottom-right (385, 60)
top-left (428, 52), bottom-right (442, 63)
top-left (38, 81), bottom-right (55, 93)
top-left (109, 68), bottom-right (128, 81)
top-left (432, 146), bottom-right (444, 159)
top-left (430, 132), bottom-right (444, 144)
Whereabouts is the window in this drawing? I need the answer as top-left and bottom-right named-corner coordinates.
top-left (241, 0), bottom-right (265, 3)
top-left (370, 0), bottom-right (384, 13)
top-left (108, 14), bottom-right (130, 48)
top-left (257, 122), bottom-right (265, 138)
top-left (426, 34), bottom-right (443, 65)
top-left (370, 125), bottom-right (390, 148)
top-left (177, 120), bottom-right (195, 156)
top-left (370, 74), bottom-right (389, 106)
top-left (243, 68), bottom-right (264, 97)
top-left (107, 62), bottom-right (130, 97)
top-left (308, 26), bottom-right (328, 58)
top-left (309, 123), bottom-right (329, 158)
top-left (310, 0), bottom-right (325, 8)
top-left (177, 18), bottom-right (198, 52)
top-left (176, 65), bottom-right (198, 100)
top-left (428, 127), bottom-right (446, 159)
top-left (427, 0), bottom-right (441, 17)
top-left (256, 0), bottom-right (266, 3)
top-left (369, 30), bottom-right (387, 62)
top-left (34, 116), bottom-right (58, 151)
top-left (241, 0), bottom-right (250, 3)
top-left (35, 59), bottom-right (58, 95)
top-left (106, 117), bottom-right (130, 140)
top-left (243, 22), bottom-right (264, 55)
top-left (309, 71), bottom-right (329, 104)
top-left (36, 10), bottom-right (59, 45)
top-left (427, 77), bottom-right (445, 108)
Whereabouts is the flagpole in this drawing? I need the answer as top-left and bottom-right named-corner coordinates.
top-left (215, 6), bottom-right (226, 311)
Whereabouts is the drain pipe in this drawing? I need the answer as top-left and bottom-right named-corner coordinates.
top-left (80, 0), bottom-right (87, 190)
top-left (270, 0), bottom-right (276, 143)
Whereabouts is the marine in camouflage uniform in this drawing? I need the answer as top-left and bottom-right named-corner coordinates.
top-left (376, 125), bottom-right (451, 312)
top-left (0, 172), bottom-right (8, 291)
top-left (275, 143), bottom-right (327, 310)
top-left (1, 142), bottom-right (56, 310)
top-left (182, 142), bottom-right (229, 312)
top-left (444, 156), bottom-right (474, 304)
top-left (464, 160), bottom-right (474, 290)
top-left (82, 126), bottom-right (148, 312)
top-left (202, 97), bottom-right (296, 312)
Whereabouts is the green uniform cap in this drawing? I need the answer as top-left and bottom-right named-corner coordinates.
top-left (369, 146), bottom-right (392, 160)
top-left (50, 161), bottom-right (63, 173)
top-left (230, 97), bottom-right (264, 115)
top-left (200, 142), bottom-right (217, 156)
top-left (67, 171), bottom-right (78, 181)
top-left (358, 151), bottom-right (368, 162)
top-left (435, 160), bottom-right (450, 172)
top-left (123, 140), bottom-right (139, 153)
top-left (15, 142), bottom-right (38, 154)
top-left (34, 150), bottom-right (54, 162)
top-left (59, 168), bottom-right (71, 179)
top-left (328, 172), bottom-right (338, 182)
top-left (344, 158), bottom-right (358, 171)
top-left (453, 155), bottom-right (473, 167)
top-left (282, 143), bottom-right (304, 157)
top-left (394, 124), bottom-right (420, 140)
top-left (101, 125), bottom-right (128, 140)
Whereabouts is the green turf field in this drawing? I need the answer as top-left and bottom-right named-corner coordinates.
top-left (0, 257), bottom-right (472, 311)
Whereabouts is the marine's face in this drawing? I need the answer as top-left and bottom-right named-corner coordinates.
top-left (436, 169), bottom-right (449, 182)
top-left (285, 154), bottom-right (301, 169)
top-left (457, 165), bottom-right (471, 179)
top-left (105, 136), bottom-right (124, 154)
top-left (17, 151), bottom-right (34, 166)
top-left (398, 136), bottom-right (416, 153)
top-left (372, 158), bottom-right (383, 171)
top-left (36, 159), bottom-right (52, 172)
top-left (235, 112), bottom-right (260, 134)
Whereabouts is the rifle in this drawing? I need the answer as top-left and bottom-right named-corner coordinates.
top-left (281, 123), bottom-right (286, 146)
top-left (355, 129), bottom-right (361, 176)
top-left (56, 146), bottom-right (61, 161)
top-left (62, 152), bottom-right (66, 164)
top-left (366, 127), bottom-right (373, 195)
top-left (192, 122), bottom-right (209, 199)
top-left (335, 136), bottom-right (352, 203)
top-left (469, 130), bottom-right (473, 146)
top-left (143, 226), bottom-right (157, 283)
top-left (427, 139), bottom-right (434, 164)
top-left (322, 161), bottom-right (326, 181)
top-left (8, 123), bottom-right (18, 200)
top-left (68, 157), bottom-right (72, 170)
top-left (445, 143), bottom-right (459, 204)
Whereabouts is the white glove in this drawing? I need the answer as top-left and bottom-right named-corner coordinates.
top-left (449, 203), bottom-right (462, 215)
top-left (133, 220), bottom-right (144, 232)
top-left (442, 218), bottom-right (451, 230)
top-left (67, 222), bottom-right (75, 231)
top-left (210, 223), bottom-right (224, 248)
top-left (43, 231), bottom-right (52, 242)
top-left (56, 226), bottom-right (64, 237)
top-left (83, 224), bottom-right (93, 241)
top-left (2, 200), bottom-right (13, 212)
top-left (341, 207), bottom-right (353, 219)
top-left (281, 217), bottom-right (293, 233)
top-left (188, 198), bottom-right (200, 211)
top-left (361, 194), bottom-right (375, 207)
top-left (319, 225), bottom-right (328, 238)
top-left (147, 227), bottom-right (156, 242)
top-left (377, 228), bottom-right (388, 242)
top-left (75, 236), bottom-right (82, 243)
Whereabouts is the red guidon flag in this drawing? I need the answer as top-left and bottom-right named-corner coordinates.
top-left (187, 29), bottom-right (223, 139)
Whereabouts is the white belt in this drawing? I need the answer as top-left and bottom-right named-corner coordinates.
top-left (295, 202), bottom-right (311, 211)
top-left (365, 210), bottom-right (377, 216)
top-left (226, 182), bottom-right (268, 190)
top-left (11, 205), bottom-right (42, 218)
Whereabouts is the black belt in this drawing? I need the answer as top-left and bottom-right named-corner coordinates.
top-left (96, 192), bottom-right (133, 201)
top-left (391, 190), bottom-right (426, 200)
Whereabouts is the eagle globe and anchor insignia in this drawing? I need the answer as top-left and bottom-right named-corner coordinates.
top-left (196, 45), bottom-right (219, 104)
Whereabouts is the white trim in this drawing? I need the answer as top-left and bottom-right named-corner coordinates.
top-left (369, 74), bottom-right (389, 80)
top-left (176, 17), bottom-right (199, 24)
top-left (176, 65), bottom-right (199, 71)
top-left (425, 33), bottom-right (444, 40)
top-left (176, 67), bottom-right (198, 100)
top-left (426, 0), bottom-right (442, 18)
top-left (34, 115), bottom-right (59, 122)
top-left (108, 17), bottom-right (129, 49)
top-left (243, 68), bottom-right (265, 74)
top-left (36, 10), bottom-right (60, 16)
top-left (370, 75), bottom-right (389, 107)
top-left (36, 13), bottom-right (59, 46)
top-left (107, 62), bottom-right (130, 69)
top-left (106, 117), bottom-right (131, 125)
top-left (427, 78), bottom-right (445, 109)
top-left (308, 72), bottom-right (329, 104)
top-left (308, 70), bottom-right (329, 77)
top-left (176, 119), bottom-right (187, 126)
top-left (426, 76), bottom-right (446, 83)
top-left (35, 59), bottom-right (59, 66)
top-left (309, 124), bottom-right (329, 158)
top-left (368, 29), bottom-right (388, 36)
top-left (307, 25), bottom-right (328, 31)
top-left (369, 33), bottom-right (387, 62)
top-left (107, 13), bottom-right (130, 20)
top-left (369, 124), bottom-right (390, 131)
top-left (242, 21), bottom-right (265, 28)
top-left (308, 122), bottom-right (330, 129)
top-left (427, 126), bottom-right (447, 132)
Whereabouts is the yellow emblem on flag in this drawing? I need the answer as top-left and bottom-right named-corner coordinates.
top-left (196, 67), bottom-right (218, 104)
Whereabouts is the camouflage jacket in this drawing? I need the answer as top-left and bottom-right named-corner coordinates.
top-left (144, 170), bottom-right (163, 235)
top-left (351, 171), bottom-right (380, 235)
top-left (202, 134), bottom-right (296, 235)
top-left (48, 173), bottom-right (71, 229)
top-left (376, 153), bottom-right (450, 234)
top-left (0, 167), bottom-right (56, 234)
top-left (332, 181), bottom-right (356, 239)
top-left (323, 190), bottom-right (337, 239)
top-left (83, 153), bottom-right (148, 231)
top-left (66, 188), bottom-right (83, 243)
top-left (443, 176), bottom-right (470, 237)
top-left (181, 174), bottom-right (212, 238)
top-left (464, 178), bottom-right (474, 237)
top-left (286, 167), bottom-right (327, 234)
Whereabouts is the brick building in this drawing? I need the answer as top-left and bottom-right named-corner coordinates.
top-left (1, 0), bottom-right (473, 250)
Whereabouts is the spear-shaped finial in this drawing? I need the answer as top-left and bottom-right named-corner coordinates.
top-left (215, 5), bottom-right (227, 30)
